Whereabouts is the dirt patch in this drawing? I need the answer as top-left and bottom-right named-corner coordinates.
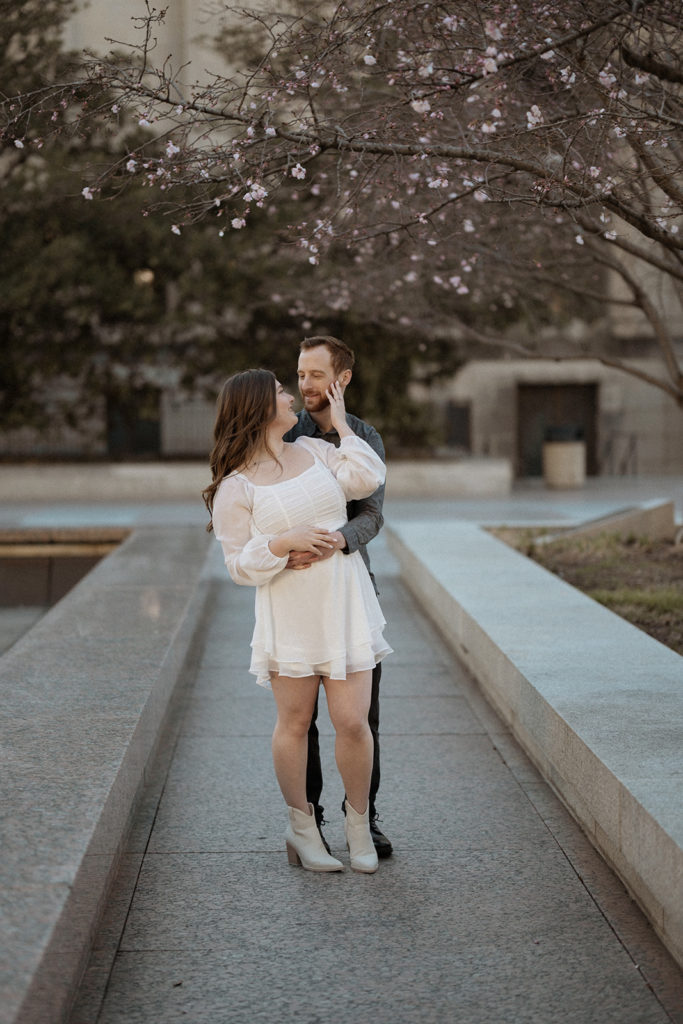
top-left (489, 529), bottom-right (683, 656)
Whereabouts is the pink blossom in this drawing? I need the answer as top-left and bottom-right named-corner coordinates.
top-left (291, 163), bottom-right (306, 179)
top-left (598, 70), bottom-right (616, 88)
top-left (244, 182), bottom-right (268, 202)
top-left (231, 217), bottom-right (246, 229)
top-left (171, 224), bottom-right (181, 235)
top-left (81, 187), bottom-right (94, 200)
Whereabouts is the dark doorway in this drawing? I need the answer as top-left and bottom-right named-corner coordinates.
top-left (106, 387), bottom-right (161, 459)
top-left (517, 383), bottom-right (598, 477)
top-left (445, 401), bottom-right (471, 452)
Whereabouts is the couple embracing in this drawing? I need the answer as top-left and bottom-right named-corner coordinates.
top-left (203, 336), bottom-right (393, 874)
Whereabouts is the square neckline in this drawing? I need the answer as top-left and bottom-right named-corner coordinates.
top-left (235, 445), bottom-right (318, 488)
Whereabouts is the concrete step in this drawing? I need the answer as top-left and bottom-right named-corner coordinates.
top-left (1, 527), bottom-right (214, 1024)
top-left (386, 520), bottom-right (683, 969)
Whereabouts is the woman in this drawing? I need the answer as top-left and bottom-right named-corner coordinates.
top-left (202, 369), bottom-right (391, 873)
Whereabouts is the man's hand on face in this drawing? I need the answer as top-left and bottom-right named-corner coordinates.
top-left (285, 531), bottom-right (347, 569)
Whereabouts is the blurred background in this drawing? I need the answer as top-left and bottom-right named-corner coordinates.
top-left (1, 0), bottom-right (682, 479)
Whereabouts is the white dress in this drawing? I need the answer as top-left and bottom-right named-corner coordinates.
top-left (212, 435), bottom-right (392, 687)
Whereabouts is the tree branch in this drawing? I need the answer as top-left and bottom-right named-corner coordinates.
top-left (585, 242), bottom-right (683, 393)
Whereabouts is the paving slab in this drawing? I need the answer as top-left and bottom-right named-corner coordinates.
top-left (70, 538), bottom-right (683, 1024)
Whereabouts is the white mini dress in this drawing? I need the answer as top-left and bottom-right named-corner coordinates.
top-left (212, 435), bottom-right (392, 687)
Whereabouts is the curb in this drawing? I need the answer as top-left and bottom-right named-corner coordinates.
top-left (1, 527), bottom-right (214, 1024)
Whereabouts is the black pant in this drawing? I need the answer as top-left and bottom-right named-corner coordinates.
top-left (306, 663), bottom-right (382, 820)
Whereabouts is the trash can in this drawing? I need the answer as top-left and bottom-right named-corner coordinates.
top-left (542, 426), bottom-right (586, 489)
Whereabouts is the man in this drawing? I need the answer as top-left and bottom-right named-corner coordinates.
top-left (283, 335), bottom-right (392, 858)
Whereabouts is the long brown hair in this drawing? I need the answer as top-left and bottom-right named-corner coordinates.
top-left (202, 368), bottom-right (278, 529)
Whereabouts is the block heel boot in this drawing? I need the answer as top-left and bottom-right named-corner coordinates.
top-left (285, 803), bottom-right (344, 872)
top-left (344, 799), bottom-right (379, 873)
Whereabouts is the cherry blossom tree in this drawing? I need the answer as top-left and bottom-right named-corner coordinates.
top-left (3, 0), bottom-right (682, 405)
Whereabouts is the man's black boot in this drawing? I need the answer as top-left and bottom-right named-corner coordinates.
top-left (369, 815), bottom-right (393, 858)
top-left (314, 805), bottom-right (331, 855)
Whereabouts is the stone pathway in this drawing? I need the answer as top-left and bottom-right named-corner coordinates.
top-left (70, 537), bottom-right (683, 1024)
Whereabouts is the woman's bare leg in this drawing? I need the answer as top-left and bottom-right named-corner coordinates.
top-left (270, 674), bottom-right (320, 812)
top-left (323, 670), bottom-right (373, 813)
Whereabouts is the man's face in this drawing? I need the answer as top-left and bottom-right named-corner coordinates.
top-left (297, 346), bottom-right (344, 413)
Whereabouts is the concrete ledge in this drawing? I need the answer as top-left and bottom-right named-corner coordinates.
top-left (386, 457), bottom-right (512, 498)
top-left (538, 499), bottom-right (676, 543)
top-left (386, 520), bottom-right (683, 967)
top-left (0, 463), bottom-right (209, 502)
top-left (0, 526), bottom-right (214, 1024)
top-left (0, 457), bottom-right (512, 502)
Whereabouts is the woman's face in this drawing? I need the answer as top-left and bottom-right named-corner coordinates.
top-left (271, 381), bottom-right (298, 433)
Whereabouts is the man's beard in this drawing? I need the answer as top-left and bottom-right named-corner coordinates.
top-left (302, 392), bottom-right (329, 412)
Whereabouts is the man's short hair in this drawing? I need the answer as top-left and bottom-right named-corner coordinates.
top-left (300, 335), bottom-right (355, 376)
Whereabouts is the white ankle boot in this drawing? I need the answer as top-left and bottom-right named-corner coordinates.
top-left (344, 799), bottom-right (379, 873)
top-left (286, 803), bottom-right (344, 872)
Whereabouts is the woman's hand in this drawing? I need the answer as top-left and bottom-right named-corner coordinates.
top-left (326, 380), bottom-right (353, 437)
top-left (269, 525), bottom-right (335, 559)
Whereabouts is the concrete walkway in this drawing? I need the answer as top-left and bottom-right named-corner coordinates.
top-left (70, 535), bottom-right (683, 1024)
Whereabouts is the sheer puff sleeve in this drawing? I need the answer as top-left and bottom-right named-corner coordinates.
top-left (212, 474), bottom-right (289, 586)
top-left (297, 435), bottom-right (386, 500)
